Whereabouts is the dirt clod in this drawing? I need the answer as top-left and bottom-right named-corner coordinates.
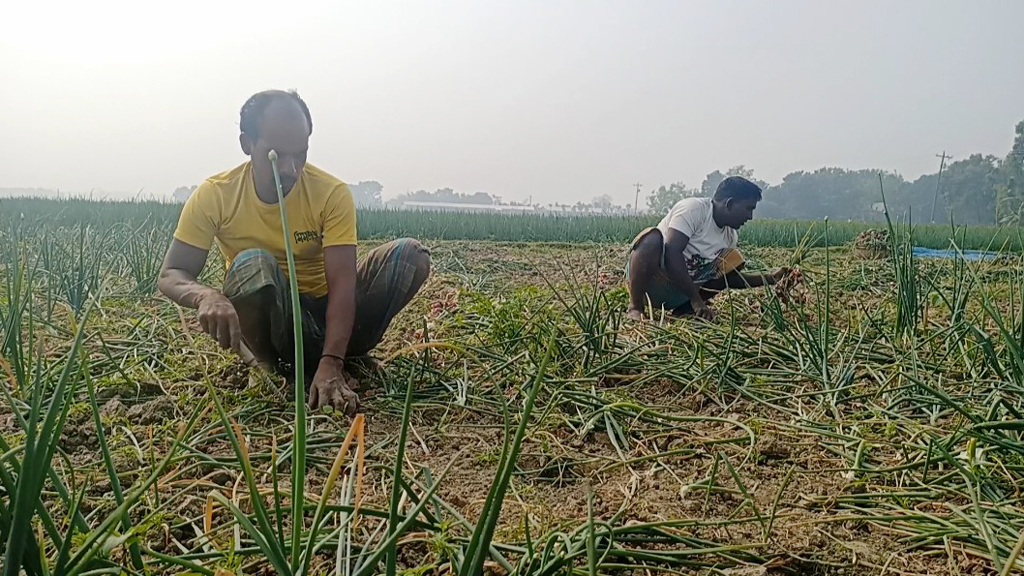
top-left (126, 396), bottom-right (176, 425)
top-left (100, 397), bottom-right (126, 418)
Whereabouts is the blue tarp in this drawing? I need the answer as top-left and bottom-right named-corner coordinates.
top-left (911, 247), bottom-right (1003, 261)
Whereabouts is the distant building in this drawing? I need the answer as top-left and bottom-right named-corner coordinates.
top-left (392, 200), bottom-right (630, 216)
top-left (400, 201), bottom-right (536, 213)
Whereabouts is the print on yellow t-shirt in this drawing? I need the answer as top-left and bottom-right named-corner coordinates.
top-left (173, 161), bottom-right (357, 297)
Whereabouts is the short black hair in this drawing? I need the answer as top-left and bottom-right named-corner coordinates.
top-left (239, 89), bottom-right (312, 140)
top-left (713, 176), bottom-right (762, 202)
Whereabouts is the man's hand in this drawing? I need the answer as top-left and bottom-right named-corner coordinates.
top-left (768, 267), bottom-right (792, 285)
top-left (196, 292), bottom-right (242, 351)
top-left (309, 356), bottom-right (360, 416)
top-left (691, 298), bottom-right (715, 321)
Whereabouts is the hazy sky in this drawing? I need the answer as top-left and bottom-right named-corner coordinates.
top-left (2, 1), bottom-right (1022, 205)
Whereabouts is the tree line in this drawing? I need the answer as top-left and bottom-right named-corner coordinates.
top-left (649, 120), bottom-right (1024, 226)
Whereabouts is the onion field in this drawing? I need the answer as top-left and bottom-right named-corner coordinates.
top-left (2, 199), bottom-right (1024, 574)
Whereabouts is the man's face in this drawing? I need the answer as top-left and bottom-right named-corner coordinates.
top-left (724, 198), bottom-right (758, 229)
top-left (241, 101), bottom-right (310, 196)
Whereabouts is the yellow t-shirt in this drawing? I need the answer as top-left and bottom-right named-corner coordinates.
top-left (173, 161), bottom-right (357, 297)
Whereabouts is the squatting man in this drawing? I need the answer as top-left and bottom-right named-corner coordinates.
top-left (625, 176), bottom-right (790, 321)
top-left (158, 90), bottom-right (430, 416)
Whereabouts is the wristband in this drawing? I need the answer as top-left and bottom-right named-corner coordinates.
top-left (321, 353), bottom-right (345, 363)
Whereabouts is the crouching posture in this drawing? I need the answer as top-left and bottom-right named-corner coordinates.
top-left (158, 89), bottom-right (429, 415)
top-left (626, 176), bottom-right (787, 321)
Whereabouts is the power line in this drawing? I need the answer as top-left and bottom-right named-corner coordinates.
top-left (930, 151), bottom-right (952, 223)
top-left (633, 182), bottom-right (642, 215)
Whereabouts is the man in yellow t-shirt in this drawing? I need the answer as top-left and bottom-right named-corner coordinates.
top-left (158, 90), bottom-right (430, 415)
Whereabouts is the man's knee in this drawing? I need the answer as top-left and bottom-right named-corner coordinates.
top-left (225, 249), bottom-right (284, 300)
top-left (231, 249), bottom-right (279, 271)
top-left (397, 238), bottom-right (431, 281)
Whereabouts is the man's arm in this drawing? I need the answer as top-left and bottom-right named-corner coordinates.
top-left (158, 239), bottom-right (241, 350)
top-left (158, 240), bottom-right (214, 307)
top-left (661, 228), bottom-right (713, 319)
top-left (308, 244), bottom-right (359, 414)
top-left (320, 245), bottom-right (357, 358)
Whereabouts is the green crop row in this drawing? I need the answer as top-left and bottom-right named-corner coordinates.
top-left (2, 197), bottom-right (1021, 250)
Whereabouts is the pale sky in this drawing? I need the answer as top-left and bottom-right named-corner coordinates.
top-left (1, 1), bottom-right (1022, 205)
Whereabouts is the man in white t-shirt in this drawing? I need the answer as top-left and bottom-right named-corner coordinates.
top-left (626, 176), bottom-right (789, 321)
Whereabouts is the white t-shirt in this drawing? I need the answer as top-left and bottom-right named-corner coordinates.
top-left (657, 197), bottom-right (737, 274)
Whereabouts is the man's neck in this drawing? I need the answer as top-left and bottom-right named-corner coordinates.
top-left (711, 201), bottom-right (727, 229)
top-left (252, 171), bottom-right (283, 204)
top-left (255, 182), bottom-right (280, 204)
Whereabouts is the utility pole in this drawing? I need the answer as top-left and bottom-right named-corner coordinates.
top-left (633, 182), bottom-right (642, 215)
top-left (930, 151), bottom-right (952, 223)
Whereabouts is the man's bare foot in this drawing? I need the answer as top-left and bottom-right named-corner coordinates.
top-left (345, 356), bottom-right (382, 387)
top-left (346, 355), bottom-right (380, 372)
top-left (625, 308), bottom-right (644, 321)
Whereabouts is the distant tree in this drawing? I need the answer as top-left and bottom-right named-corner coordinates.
top-left (172, 185), bottom-right (197, 203)
top-left (939, 154), bottom-right (1001, 225)
top-left (892, 171), bottom-right (943, 222)
top-left (762, 168), bottom-right (905, 221)
top-left (349, 181), bottom-right (383, 207)
top-left (591, 194), bottom-right (614, 211)
top-left (997, 120), bottom-right (1024, 225)
top-left (700, 165), bottom-right (767, 198)
top-left (389, 188), bottom-right (495, 206)
top-left (647, 182), bottom-right (699, 214)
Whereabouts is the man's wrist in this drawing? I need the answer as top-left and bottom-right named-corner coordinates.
top-left (320, 353), bottom-right (345, 367)
top-left (191, 286), bottom-right (221, 308)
